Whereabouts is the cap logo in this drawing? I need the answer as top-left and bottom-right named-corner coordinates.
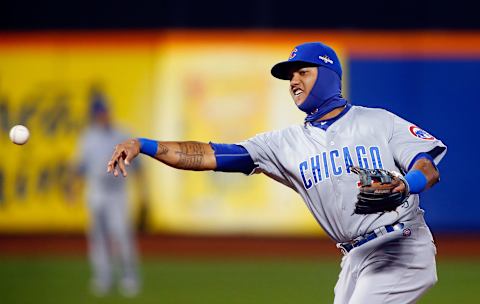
top-left (318, 55), bottom-right (333, 64)
top-left (289, 48), bottom-right (298, 60)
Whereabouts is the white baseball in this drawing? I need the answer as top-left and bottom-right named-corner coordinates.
top-left (9, 125), bottom-right (30, 145)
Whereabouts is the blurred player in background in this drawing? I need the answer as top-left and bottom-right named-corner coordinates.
top-left (106, 43), bottom-right (446, 303)
top-left (72, 86), bottom-right (146, 297)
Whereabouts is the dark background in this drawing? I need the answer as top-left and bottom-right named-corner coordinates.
top-left (2, 0), bottom-right (479, 232)
top-left (1, 0), bottom-right (479, 30)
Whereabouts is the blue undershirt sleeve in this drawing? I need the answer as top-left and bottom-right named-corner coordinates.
top-left (405, 152), bottom-right (438, 194)
top-left (407, 152), bottom-right (437, 171)
top-left (209, 142), bottom-right (257, 175)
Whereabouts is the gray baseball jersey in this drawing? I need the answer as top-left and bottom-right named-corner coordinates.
top-left (78, 126), bottom-right (130, 206)
top-left (240, 105), bottom-right (447, 243)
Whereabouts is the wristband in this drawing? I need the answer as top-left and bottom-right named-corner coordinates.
top-left (137, 138), bottom-right (158, 157)
top-left (404, 169), bottom-right (428, 194)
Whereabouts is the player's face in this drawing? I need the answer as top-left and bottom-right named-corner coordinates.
top-left (289, 66), bottom-right (318, 106)
top-left (93, 110), bottom-right (111, 128)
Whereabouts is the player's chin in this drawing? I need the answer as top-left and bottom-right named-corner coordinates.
top-left (292, 95), bottom-right (305, 106)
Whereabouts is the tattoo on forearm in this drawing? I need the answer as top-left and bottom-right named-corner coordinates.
top-left (175, 142), bottom-right (204, 169)
top-left (157, 143), bottom-right (169, 156)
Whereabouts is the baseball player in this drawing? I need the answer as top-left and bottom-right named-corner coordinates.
top-left (76, 92), bottom-right (141, 297)
top-left (107, 42), bottom-right (447, 303)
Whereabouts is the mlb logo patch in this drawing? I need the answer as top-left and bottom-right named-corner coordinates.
top-left (318, 55), bottom-right (333, 64)
top-left (409, 126), bottom-right (435, 140)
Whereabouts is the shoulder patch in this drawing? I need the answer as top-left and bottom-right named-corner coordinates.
top-left (409, 125), bottom-right (435, 140)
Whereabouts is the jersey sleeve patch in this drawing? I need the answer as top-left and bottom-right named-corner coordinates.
top-left (409, 125), bottom-right (435, 140)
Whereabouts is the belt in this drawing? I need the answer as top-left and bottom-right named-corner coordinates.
top-left (336, 222), bottom-right (405, 255)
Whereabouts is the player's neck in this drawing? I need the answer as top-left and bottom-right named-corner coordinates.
top-left (316, 105), bottom-right (346, 122)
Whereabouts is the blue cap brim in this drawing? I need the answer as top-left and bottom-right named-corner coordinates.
top-left (271, 60), bottom-right (320, 80)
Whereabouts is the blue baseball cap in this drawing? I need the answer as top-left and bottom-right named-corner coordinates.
top-left (90, 99), bottom-right (108, 116)
top-left (271, 42), bottom-right (342, 80)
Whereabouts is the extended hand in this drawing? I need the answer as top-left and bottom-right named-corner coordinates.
top-left (107, 138), bottom-right (141, 177)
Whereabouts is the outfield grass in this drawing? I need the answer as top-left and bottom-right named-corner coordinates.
top-left (0, 257), bottom-right (478, 304)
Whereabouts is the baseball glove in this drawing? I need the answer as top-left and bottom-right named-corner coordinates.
top-left (350, 166), bottom-right (410, 214)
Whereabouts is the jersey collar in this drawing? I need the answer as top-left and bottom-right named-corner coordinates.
top-left (309, 103), bottom-right (352, 131)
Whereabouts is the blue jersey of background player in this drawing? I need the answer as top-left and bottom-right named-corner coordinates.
top-left (107, 42), bottom-right (446, 303)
